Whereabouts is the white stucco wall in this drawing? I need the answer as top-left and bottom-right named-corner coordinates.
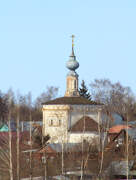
top-left (68, 132), bottom-right (99, 143)
top-left (42, 105), bottom-right (70, 143)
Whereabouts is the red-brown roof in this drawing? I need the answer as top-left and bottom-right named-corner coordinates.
top-left (38, 146), bottom-right (56, 154)
top-left (108, 125), bottom-right (131, 134)
top-left (70, 116), bottom-right (99, 132)
top-left (0, 131), bottom-right (29, 142)
top-left (20, 143), bottom-right (40, 151)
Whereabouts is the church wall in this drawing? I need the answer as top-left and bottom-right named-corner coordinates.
top-left (68, 132), bottom-right (99, 143)
top-left (42, 104), bottom-right (103, 143)
top-left (42, 105), bottom-right (70, 143)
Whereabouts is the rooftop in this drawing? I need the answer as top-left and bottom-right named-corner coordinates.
top-left (43, 96), bottom-right (101, 105)
top-left (108, 125), bottom-right (132, 134)
top-left (69, 116), bottom-right (99, 132)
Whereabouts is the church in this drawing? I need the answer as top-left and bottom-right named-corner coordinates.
top-left (42, 36), bottom-right (109, 144)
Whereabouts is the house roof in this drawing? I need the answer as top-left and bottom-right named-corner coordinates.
top-left (0, 122), bottom-right (17, 132)
top-left (0, 124), bottom-right (9, 132)
top-left (37, 143), bottom-right (88, 154)
top-left (70, 116), bottom-right (99, 132)
top-left (42, 96), bottom-right (101, 105)
top-left (0, 131), bottom-right (29, 142)
top-left (38, 145), bottom-right (56, 154)
top-left (108, 125), bottom-right (131, 134)
top-left (20, 142), bottom-right (40, 152)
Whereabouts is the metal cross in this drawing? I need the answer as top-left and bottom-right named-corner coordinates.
top-left (71, 35), bottom-right (75, 47)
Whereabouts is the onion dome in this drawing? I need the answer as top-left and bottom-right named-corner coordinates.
top-left (66, 35), bottom-right (79, 72)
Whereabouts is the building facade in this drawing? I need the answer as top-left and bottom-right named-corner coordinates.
top-left (42, 36), bottom-right (104, 143)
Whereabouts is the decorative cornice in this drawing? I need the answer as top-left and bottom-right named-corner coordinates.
top-left (42, 104), bottom-right (70, 111)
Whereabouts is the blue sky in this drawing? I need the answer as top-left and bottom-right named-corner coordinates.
top-left (0, 0), bottom-right (136, 99)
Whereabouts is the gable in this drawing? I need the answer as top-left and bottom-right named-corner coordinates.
top-left (70, 116), bottom-right (99, 132)
top-left (0, 124), bottom-right (9, 132)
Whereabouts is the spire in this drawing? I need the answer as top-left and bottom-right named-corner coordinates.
top-left (71, 35), bottom-right (75, 57)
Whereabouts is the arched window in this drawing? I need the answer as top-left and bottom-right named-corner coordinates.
top-left (59, 119), bottom-right (61, 126)
top-left (50, 119), bottom-right (53, 126)
top-left (74, 80), bottom-right (76, 89)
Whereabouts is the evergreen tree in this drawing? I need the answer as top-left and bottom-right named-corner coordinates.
top-left (79, 80), bottom-right (91, 100)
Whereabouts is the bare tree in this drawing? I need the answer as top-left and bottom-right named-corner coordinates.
top-left (90, 79), bottom-right (136, 121)
top-left (34, 86), bottom-right (59, 108)
top-left (0, 92), bottom-right (8, 124)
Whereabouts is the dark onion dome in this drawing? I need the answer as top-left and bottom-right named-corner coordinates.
top-left (42, 96), bottom-right (102, 105)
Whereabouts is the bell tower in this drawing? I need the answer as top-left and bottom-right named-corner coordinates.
top-left (65, 35), bottom-right (80, 97)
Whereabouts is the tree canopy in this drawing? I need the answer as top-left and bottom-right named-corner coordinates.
top-left (79, 80), bottom-right (91, 100)
top-left (0, 86), bottom-right (59, 123)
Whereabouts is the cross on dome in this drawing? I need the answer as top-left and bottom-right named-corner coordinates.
top-left (71, 34), bottom-right (75, 48)
top-left (66, 35), bottom-right (79, 72)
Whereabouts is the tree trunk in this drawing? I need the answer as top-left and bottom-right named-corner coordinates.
top-left (80, 108), bottom-right (86, 180)
top-left (8, 109), bottom-right (13, 180)
top-left (16, 106), bottom-right (20, 180)
top-left (29, 112), bottom-right (32, 180)
top-left (62, 141), bottom-right (64, 175)
top-left (44, 157), bottom-right (47, 180)
top-left (126, 114), bottom-right (129, 180)
top-left (21, 121), bottom-right (24, 132)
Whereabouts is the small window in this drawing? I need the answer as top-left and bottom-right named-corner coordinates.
top-left (74, 80), bottom-right (76, 89)
top-left (59, 120), bottom-right (61, 126)
top-left (50, 119), bottom-right (53, 126)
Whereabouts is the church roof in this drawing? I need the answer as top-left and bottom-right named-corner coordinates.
top-left (69, 116), bottom-right (99, 132)
top-left (43, 96), bottom-right (101, 105)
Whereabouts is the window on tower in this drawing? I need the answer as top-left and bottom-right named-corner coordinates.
top-left (59, 119), bottom-right (61, 126)
top-left (50, 119), bottom-right (53, 126)
top-left (74, 80), bottom-right (76, 89)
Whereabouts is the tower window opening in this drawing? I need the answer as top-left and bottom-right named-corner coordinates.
top-left (50, 119), bottom-right (53, 126)
top-left (59, 119), bottom-right (61, 126)
top-left (74, 80), bottom-right (76, 89)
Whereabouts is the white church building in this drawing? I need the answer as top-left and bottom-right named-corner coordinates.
top-left (42, 36), bottom-right (113, 144)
